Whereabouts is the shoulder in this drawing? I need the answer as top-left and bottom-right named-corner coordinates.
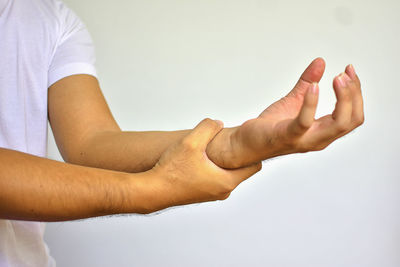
top-left (16, 0), bottom-right (83, 33)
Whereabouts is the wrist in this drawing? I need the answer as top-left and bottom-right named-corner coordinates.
top-left (120, 169), bottom-right (164, 214)
top-left (230, 118), bottom-right (271, 167)
top-left (227, 126), bottom-right (246, 168)
top-left (205, 126), bottom-right (241, 169)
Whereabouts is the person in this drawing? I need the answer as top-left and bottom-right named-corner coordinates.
top-left (0, 0), bottom-right (364, 266)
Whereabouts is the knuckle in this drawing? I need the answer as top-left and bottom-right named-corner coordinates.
top-left (297, 119), bottom-right (311, 131)
top-left (348, 79), bottom-right (357, 88)
top-left (290, 117), bottom-right (311, 137)
top-left (203, 118), bottom-right (221, 131)
top-left (214, 181), bottom-right (235, 197)
top-left (202, 118), bottom-right (213, 124)
top-left (298, 142), bottom-right (315, 152)
top-left (335, 121), bottom-right (349, 132)
top-left (313, 144), bottom-right (328, 151)
top-left (356, 115), bottom-right (365, 126)
top-left (298, 142), bottom-right (327, 153)
top-left (295, 143), bottom-right (309, 153)
top-left (181, 137), bottom-right (197, 150)
top-left (341, 90), bottom-right (352, 102)
top-left (203, 118), bottom-right (216, 127)
top-left (308, 142), bottom-right (328, 152)
top-left (221, 184), bottom-right (234, 195)
top-left (218, 193), bottom-right (230, 201)
top-left (349, 80), bottom-right (362, 94)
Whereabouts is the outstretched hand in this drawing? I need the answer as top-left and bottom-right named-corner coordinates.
top-left (227, 58), bottom-right (364, 168)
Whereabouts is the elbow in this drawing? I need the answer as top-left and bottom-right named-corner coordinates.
top-left (56, 143), bottom-right (89, 166)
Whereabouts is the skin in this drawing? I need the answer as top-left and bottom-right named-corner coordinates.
top-left (218, 58), bottom-right (365, 167)
top-left (0, 57), bottom-right (364, 221)
top-left (48, 57), bottom-right (363, 171)
top-left (0, 119), bottom-right (260, 221)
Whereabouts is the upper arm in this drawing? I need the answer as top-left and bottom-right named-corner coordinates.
top-left (47, 2), bottom-right (120, 162)
top-left (48, 74), bottom-right (120, 163)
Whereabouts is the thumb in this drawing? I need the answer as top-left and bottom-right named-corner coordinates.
top-left (184, 118), bottom-right (224, 150)
top-left (287, 57), bottom-right (326, 97)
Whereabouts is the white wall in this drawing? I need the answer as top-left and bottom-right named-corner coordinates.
top-left (45, 0), bottom-right (400, 266)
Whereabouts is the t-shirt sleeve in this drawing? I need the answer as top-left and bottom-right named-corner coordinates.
top-left (47, 2), bottom-right (97, 88)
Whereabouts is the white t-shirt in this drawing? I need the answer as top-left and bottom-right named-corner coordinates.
top-left (0, 0), bottom-right (97, 265)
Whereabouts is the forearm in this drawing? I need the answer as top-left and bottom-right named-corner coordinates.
top-left (0, 147), bottom-right (152, 222)
top-left (72, 130), bottom-right (189, 172)
top-left (73, 127), bottom-right (239, 172)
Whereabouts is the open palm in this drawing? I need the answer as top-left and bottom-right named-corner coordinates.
top-left (233, 58), bottom-right (364, 166)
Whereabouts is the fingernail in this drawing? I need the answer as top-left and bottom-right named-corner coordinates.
top-left (349, 64), bottom-right (357, 78)
top-left (349, 64), bottom-right (355, 73)
top-left (310, 82), bottom-right (318, 94)
top-left (338, 73), bottom-right (347, 87)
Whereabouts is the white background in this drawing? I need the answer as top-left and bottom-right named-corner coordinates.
top-left (44, 0), bottom-right (400, 266)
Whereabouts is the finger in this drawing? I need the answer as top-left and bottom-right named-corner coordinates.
top-left (345, 64), bottom-right (361, 88)
top-left (184, 118), bottom-right (224, 150)
top-left (288, 82), bottom-right (319, 136)
top-left (229, 162), bottom-right (262, 187)
top-left (287, 57), bottom-right (326, 97)
top-left (345, 64), bottom-right (364, 125)
top-left (332, 72), bottom-right (353, 132)
top-left (299, 57), bottom-right (326, 83)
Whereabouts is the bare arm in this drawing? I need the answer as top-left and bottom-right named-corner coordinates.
top-left (0, 147), bottom-right (148, 221)
top-left (68, 129), bottom-right (236, 173)
top-left (0, 120), bottom-right (260, 221)
top-left (72, 130), bottom-right (192, 173)
top-left (48, 74), bottom-right (235, 172)
top-left (48, 58), bottom-right (364, 172)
